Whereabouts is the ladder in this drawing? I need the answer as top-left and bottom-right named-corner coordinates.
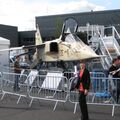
top-left (78, 24), bottom-right (120, 70)
top-left (93, 26), bottom-right (120, 69)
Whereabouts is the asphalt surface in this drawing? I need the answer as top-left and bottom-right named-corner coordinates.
top-left (0, 95), bottom-right (119, 120)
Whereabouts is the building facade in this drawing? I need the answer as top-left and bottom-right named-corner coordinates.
top-left (0, 9), bottom-right (120, 47)
top-left (18, 30), bottom-right (36, 46)
top-left (36, 9), bottom-right (120, 40)
top-left (0, 24), bottom-right (18, 47)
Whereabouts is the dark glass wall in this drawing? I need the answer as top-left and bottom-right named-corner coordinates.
top-left (0, 24), bottom-right (18, 47)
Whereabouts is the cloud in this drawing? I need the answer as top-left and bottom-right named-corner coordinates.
top-left (0, 0), bottom-right (106, 31)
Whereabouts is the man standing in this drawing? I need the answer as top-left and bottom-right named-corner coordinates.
top-left (109, 58), bottom-right (120, 103)
top-left (13, 56), bottom-right (21, 92)
top-left (76, 60), bottom-right (91, 120)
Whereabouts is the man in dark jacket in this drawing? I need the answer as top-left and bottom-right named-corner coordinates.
top-left (109, 58), bottom-right (120, 103)
top-left (76, 60), bottom-right (90, 120)
top-left (13, 56), bottom-right (21, 92)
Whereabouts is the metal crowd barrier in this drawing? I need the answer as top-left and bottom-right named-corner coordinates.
top-left (0, 72), bottom-right (2, 94)
top-left (0, 70), bottom-right (69, 110)
top-left (27, 71), bottom-right (69, 110)
top-left (68, 76), bottom-right (120, 116)
top-left (90, 71), bottom-right (106, 77)
top-left (0, 70), bottom-right (119, 117)
top-left (67, 71), bottom-right (107, 113)
top-left (0, 72), bottom-right (28, 104)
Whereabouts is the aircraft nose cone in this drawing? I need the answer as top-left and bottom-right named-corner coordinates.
top-left (80, 49), bottom-right (99, 60)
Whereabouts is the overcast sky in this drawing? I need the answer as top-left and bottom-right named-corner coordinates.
top-left (0, 0), bottom-right (119, 31)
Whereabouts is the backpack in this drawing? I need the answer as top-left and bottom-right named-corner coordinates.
top-left (70, 77), bottom-right (79, 91)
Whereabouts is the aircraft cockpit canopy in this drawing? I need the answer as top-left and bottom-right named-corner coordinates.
top-left (65, 34), bottom-right (82, 43)
top-left (62, 18), bottom-right (78, 34)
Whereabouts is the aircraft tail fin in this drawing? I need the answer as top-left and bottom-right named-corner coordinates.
top-left (35, 24), bottom-right (42, 45)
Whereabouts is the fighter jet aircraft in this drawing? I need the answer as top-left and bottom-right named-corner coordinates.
top-left (31, 18), bottom-right (99, 63)
top-left (0, 18), bottom-right (100, 70)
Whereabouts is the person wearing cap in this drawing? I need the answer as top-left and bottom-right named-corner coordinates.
top-left (109, 58), bottom-right (118, 77)
top-left (76, 60), bottom-right (91, 120)
top-left (116, 56), bottom-right (120, 103)
top-left (109, 58), bottom-right (120, 103)
top-left (117, 55), bottom-right (120, 60)
top-left (117, 55), bottom-right (120, 68)
top-left (13, 56), bottom-right (21, 92)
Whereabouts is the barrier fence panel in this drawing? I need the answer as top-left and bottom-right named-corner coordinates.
top-left (0, 72), bottom-right (28, 103)
top-left (90, 72), bottom-right (106, 78)
top-left (28, 71), bottom-right (69, 110)
top-left (0, 70), bottom-right (120, 117)
top-left (68, 71), bottom-right (108, 105)
top-left (69, 75), bottom-right (120, 116)
top-left (91, 77), bottom-right (120, 116)
top-left (0, 72), bottom-right (2, 93)
top-left (90, 77), bottom-right (109, 103)
top-left (64, 71), bottom-right (74, 80)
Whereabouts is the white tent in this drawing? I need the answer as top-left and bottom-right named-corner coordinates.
top-left (0, 37), bottom-right (10, 71)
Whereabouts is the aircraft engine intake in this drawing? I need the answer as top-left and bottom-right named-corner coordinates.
top-left (50, 42), bottom-right (58, 53)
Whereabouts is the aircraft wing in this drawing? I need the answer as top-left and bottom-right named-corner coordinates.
top-left (23, 43), bottom-right (45, 49)
top-left (0, 43), bottom-right (45, 52)
top-left (0, 46), bottom-right (24, 52)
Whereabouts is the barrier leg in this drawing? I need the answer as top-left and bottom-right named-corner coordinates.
top-left (112, 104), bottom-right (115, 117)
top-left (17, 95), bottom-right (22, 104)
top-left (74, 102), bottom-right (78, 114)
top-left (53, 91), bottom-right (57, 97)
top-left (29, 98), bottom-right (33, 107)
top-left (38, 88), bottom-right (42, 94)
top-left (1, 92), bottom-right (5, 100)
top-left (65, 93), bottom-right (69, 101)
top-left (92, 94), bottom-right (95, 103)
top-left (53, 100), bottom-right (58, 111)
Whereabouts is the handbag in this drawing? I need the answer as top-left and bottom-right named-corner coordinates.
top-left (70, 77), bottom-right (79, 91)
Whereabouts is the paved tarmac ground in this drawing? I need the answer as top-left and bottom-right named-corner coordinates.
top-left (0, 95), bottom-right (119, 120)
